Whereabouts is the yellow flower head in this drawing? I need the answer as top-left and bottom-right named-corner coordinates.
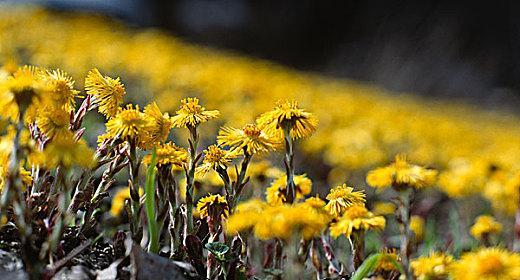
top-left (30, 132), bottom-right (95, 169)
top-left (265, 174), bottom-right (312, 205)
top-left (217, 123), bottom-right (281, 155)
top-left (196, 145), bottom-right (238, 176)
top-left (0, 66), bottom-right (44, 119)
top-left (366, 154), bottom-right (438, 190)
top-left (85, 68), bottom-right (126, 119)
top-left (225, 199), bottom-right (266, 234)
top-left (449, 247), bottom-right (520, 280)
top-left (170, 97), bottom-right (219, 128)
top-left (410, 215), bottom-right (425, 242)
top-left (372, 201), bottom-right (396, 216)
top-left (40, 69), bottom-right (80, 112)
top-left (303, 195), bottom-right (326, 210)
top-left (483, 170), bottom-right (520, 216)
top-left (245, 160), bottom-right (284, 182)
top-left (142, 142), bottom-right (188, 170)
top-left (470, 215), bottom-right (502, 241)
top-left (196, 194), bottom-right (229, 219)
top-left (105, 104), bottom-right (150, 142)
top-left (329, 204), bottom-right (385, 238)
top-left (375, 248), bottom-right (401, 273)
top-left (411, 252), bottom-right (453, 280)
top-left (256, 100), bottom-right (318, 140)
top-left (35, 106), bottom-right (70, 139)
top-left (141, 102), bottom-right (173, 149)
top-left (324, 183), bottom-right (366, 218)
top-left (110, 187), bottom-right (144, 216)
top-left (0, 165), bottom-right (33, 192)
top-left (226, 202), bottom-right (329, 240)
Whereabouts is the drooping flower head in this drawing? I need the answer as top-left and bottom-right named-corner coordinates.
top-left (256, 100), bottom-right (318, 140)
top-left (411, 252), bottom-right (453, 280)
top-left (217, 123), bottom-right (281, 155)
top-left (329, 204), bottom-right (385, 238)
top-left (0, 66), bottom-right (44, 119)
top-left (324, 183), bottom-right (366, 218)
top-left (171, 97), bottom-right (219, 128)
top-left (142, 142), bottom-right (188, 170)
top-left (196, 145), bottom-right (238, 176)
top-left (449, 247), bottom-right (520, 280)
top-left (196, 194), bottom-right (229, 220)
top-left (366, 154), bottom-right (438, 190)
top-left (29, 132), bottom-right (95, 169)
top-left (105, 104), bottom-right (150, 143)
top-left (85, 68), bottom-right (126, 119)
top-left (265, 174), bottom-right (312, 205)
top-left (35, 106), bottom-right (70, 139)
top-left (470, 215), bottom-right (502, 241)
top-left (141, 102), bottom-right (173, 149)
top-left (40, 69), bottom-right (80, 111)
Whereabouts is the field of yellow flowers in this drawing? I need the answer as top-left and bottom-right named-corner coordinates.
top-left (1, 6), bottom-right (520, 280)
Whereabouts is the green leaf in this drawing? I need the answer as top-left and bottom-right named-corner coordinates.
top-left (205, 242), bottom-right (230, 258)
top-left (145, 147), bottom-right (159, 253)
top-left (350, 253), bottom-right (382, 280)
top-left (388, 257), bottom-right (405, 274)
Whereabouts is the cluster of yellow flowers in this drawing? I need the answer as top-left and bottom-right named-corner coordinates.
top-left (3, 8), bottom-right (520, 217)
top-left (3, 6), bottom-right (520, 279)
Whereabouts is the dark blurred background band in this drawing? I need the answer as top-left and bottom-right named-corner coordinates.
top-left (5, 0), bottom-right (520, 108)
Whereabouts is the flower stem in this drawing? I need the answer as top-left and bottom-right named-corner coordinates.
top-left (351, 231), bottom-right (365, 270)
top-left (128, 140), bottom-right (141, 240)
top-left (282, 125), bottom-right (296, 204)
top-left (397, 189), bottom-right (414, 280)
top-left (185, 125), bottom-right (199, 233)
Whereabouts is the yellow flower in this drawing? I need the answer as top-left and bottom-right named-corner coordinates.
top-left (226, 202), bottom-right (329, 240)
top-left (225, 199), bottom-right (266, 235)
top-left (245, 160), bottom-right (284, 182)
top-left (470, 215), bottom-right (502, 241)
top-left (483, 170), bottom-right (520, 216)
top-left (366, 154), bottom-right (438, 190)
top-left (40, 69), bottom-right (80, 111)
top-left (303, 195), bottom-right (326, 210)
top-left (411, 252), bottom-right (453, 280)
top-left (265, 174), bottom-right (312, 205)
top-left (410, 215), bottom-right (425, 242)
top-left (372, 201), bottom-right (396, 216)
top-left (196, 145), bottom-right (238, 176)
top-left (35, 106), bottom-right (70, 139)
top-left (85, 68), bottom-right (125, 119)
top-left (142, 142), bottom-right (188, 170)
top-left (170, 97), bottom-right (219, 128)
top-left (0, 66), bottom-right (44, 119)
top-left (375, 248), bottom-right (401, 273)
top-left (0, 165), bottom-right (32, 192)
top-left (217, 124), bottom-right (280, 155)
top-left (110, 187), bottom-right (144, 216)
top-left (105, 104), bottom-right (150, 142)
top-left (329, 204), bottom-right (385, 238)
top-left (29, 132), bottom-right (95, 169)
top-left (449, 247), bottom-right (520, 280)
top-left (324, 184), bottom-right (366, 218)
top-left (196, 194), bottom-right (229, 219)
top-left (141, 102), bottom-right (173, 149)
top-left (256, 100), bottom-right (318, 139)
